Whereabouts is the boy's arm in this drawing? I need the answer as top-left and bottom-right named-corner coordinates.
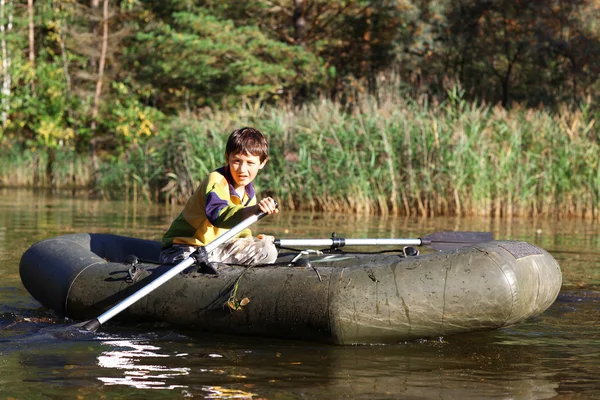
top-left (204, 180), bottom-right (278, 231)
top-left (204, 183), bottom-right (246, 229)
top-left (243, 198), bottom-right (279, 240)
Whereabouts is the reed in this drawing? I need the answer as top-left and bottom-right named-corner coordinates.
top-left (0, 146), bottom-right (91, 188)
top-left (2, 85), bottom-right (599, 218)
top-left (157, 89), bottom-right (600, 218)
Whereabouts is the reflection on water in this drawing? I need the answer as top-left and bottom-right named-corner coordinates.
top-left (97, 339), bottom-right (190, 390)
top-left (1, 188), bottom-right (600, 398)
top-left (88, 329), bottom-right (566, 399)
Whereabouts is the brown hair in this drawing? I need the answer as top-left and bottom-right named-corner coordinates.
top-left (225, 127), bottom-right (269, 162)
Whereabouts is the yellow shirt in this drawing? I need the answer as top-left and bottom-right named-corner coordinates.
top-left (161, 166), bottom-right (256, 247)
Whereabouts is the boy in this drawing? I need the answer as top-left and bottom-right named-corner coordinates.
top-left (160, 127), bottom-right (279, 267)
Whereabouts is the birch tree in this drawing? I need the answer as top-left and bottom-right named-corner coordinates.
top-left (90, 0), bottom-right (108, 129)
top-left (0, 0), bottom-right (12, 126)
top-left (28, 0), bottom-right (34, 95)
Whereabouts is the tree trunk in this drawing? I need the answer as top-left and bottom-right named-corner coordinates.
top-left (91, 0), bottom-right (108, 123)
top-left (58, 21), bottom-right (71, 93)
top-left (501, 73), bottom-right (510, 108)
top-left (0, 0), bottom-right (12, 126)
top-left (28, 0), bottom-right (34, 95)
top-left (89, 0), bottom-right (108, 188)
top-left (292, 0), bottom-right (305, 45)
top-left (57, 18), bottom-right (73, 184)
top-left (46, 147), bottom-right (56, 187)
top-left (89, 0), bottom-right (99, 71)
top-left (362, 7), bottom-right (372, 91)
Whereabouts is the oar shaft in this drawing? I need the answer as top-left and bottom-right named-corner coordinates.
top-left (95, 256), bottom-right (195, 325)
top-left (346, 238), bottom-right (423, 246)
top-left (275, 238), bottom-right (423, 248)
top-left (274, 231), bottom-right (493, 252)
top-left (91, 212), bottom-right (265, 327)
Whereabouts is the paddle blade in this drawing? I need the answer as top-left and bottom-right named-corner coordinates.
top-left (421, 231), bottom-right (494, 251)
top-left (66, 318), bottom-right (101, 332)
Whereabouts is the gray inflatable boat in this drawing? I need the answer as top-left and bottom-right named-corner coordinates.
top-left (19, 233), bottom-right (562, 345)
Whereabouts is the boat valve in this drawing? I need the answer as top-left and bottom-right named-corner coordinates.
top-left (402, 246), bottom-right (419, 257)
top-left (123, 254), bottom-right (141, 283)
top-left (289, 251), bottom-right (323, 282)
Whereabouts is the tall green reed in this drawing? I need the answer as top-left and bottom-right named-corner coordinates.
top-left (3, 81), bottom-right (600, 219)
top-left (0, 145), bottom-right (90, 188)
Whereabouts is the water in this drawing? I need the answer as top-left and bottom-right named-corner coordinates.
top-left (1, 188), bottom-right (600, 399)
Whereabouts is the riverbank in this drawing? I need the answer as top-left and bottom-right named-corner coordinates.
top-left (2, 91), bottom-right (599, 219)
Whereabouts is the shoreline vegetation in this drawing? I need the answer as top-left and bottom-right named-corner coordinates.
top-left (2, 88), bottom-right (599, 220)
top-left (2, 1), bottom-right (600, 220)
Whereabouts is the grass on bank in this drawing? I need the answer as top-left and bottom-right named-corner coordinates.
top-left (1, 88), bottom-right (599, 219)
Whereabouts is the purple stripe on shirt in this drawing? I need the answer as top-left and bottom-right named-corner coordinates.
top-left (205, 191), bottom-right (229, 225)
top-left (245, 182), bottom-right (255, 205)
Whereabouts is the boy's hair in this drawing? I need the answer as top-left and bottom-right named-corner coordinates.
top-left (225, 127), bottom-right (269, 162)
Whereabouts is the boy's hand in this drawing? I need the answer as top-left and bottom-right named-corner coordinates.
top-left (257, 234), bottom-right (275, 243)
top-left (257, 197), bottom-right (279, 215)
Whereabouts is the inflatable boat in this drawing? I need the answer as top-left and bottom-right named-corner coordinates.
top-left (19, 233), bottom-right (562, 345)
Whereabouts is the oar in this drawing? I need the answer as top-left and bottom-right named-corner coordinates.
top-left (79, 207), bottom-right (275, 332)
top-left (274, 231), bottom-right (493, 252)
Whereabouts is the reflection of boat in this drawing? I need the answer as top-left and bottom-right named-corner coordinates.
top-left (19, 233), bottom-right (562, 345)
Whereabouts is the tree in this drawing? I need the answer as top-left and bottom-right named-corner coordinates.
top-left (153, 1), bottom-right (408, 97)
top-left (90, 0), bottom-right (108, 132)
top-left (128, 7), bottom-right (325, 111)
top-left (438, 0), bottom-right (600, 107)
top-left (27, 0), bottom-right (33, 94)
top-left (0, 0), bottom-right (12, 126)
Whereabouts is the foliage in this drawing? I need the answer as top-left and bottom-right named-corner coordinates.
top-left (3, 0), bottom-right (600, 153)
top-left (103, 81), bottom-right (166, 152)
top-left (129, 8), bottom-right (325, 110)
top-left (3, 80), bottom-right (600, 217)
top-left (2, 0), bottom-right (600, 217)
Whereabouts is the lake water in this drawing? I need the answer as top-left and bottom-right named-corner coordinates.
top-left (1, 188), bottom-right (600, 399)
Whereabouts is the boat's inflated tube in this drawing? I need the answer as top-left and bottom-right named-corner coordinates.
top-left (20, 234), bottom-right (562, 345)
top-left (19, 234), bottom-right (161, 316)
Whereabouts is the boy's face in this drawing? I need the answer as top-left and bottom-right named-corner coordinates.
top-left (226, 152), bottom-right (267, 189)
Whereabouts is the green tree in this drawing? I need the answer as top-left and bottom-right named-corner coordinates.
top-left (203, 0), bottom-right (409, 95)
top-left (438, 0), bottom-right (600, 107)
top-left (128, 6), bottom-right (325, 111)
